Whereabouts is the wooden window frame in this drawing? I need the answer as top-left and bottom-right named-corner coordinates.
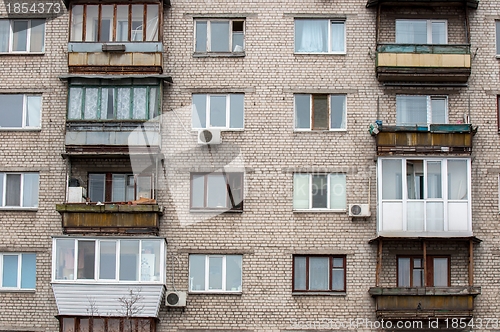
top-left (397, 255), bottom-right (451, 287)
top-left (292, 255), bottom-right (346, 293)
top-left (60, 316), bottom-right (156, 332)
top-left (190, 172), bottom-right (244, 211)
top-left (87, 172), bottom-right (154, 203)
top-left (294, 94), bottom-right (347, 131)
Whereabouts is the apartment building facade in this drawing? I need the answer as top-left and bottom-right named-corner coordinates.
top-left (1, 0), bottom-right (500, 331)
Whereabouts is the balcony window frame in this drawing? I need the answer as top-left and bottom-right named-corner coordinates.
top-left (190, 172), bottom-right (244, 211)
top-left (87, 172), bottom-right (155, 203)
top-left (395, 19), bottom-right (448, 45)
top-left (0, 94), bottom-right (42, 130)
top-left (0, 19), bottom-right (45, 53)
top-left (292, 255), bottom-right (346, 293)
top-left (69, 3), bottom-right (161, 42)
top-left (294, 94), bottom-right (347, 131)
top-left (294, 19), bottom-right (346, 54)
top-left (194, 19), bottom-right (245, 54)
top-left (188, 254), bottom-right (243, 293)
top-left (0, 172), bottom-right (39, 209)
top-left (293, 173), bottom-right (346, 211)
top-left (0, 253), bottom-right (36, 290)
top-left (192, 93), bottom-right (244, 130)
top-left (396, 95), bottom-right (448, 126)
top-left (52, 238), bottom-right (166, 284)
top-left (397, 255), bottom-right (451, 287)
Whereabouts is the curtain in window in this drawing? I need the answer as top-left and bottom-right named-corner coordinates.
top-left (146, 5), bottom-right (159, 41)
top-left (431, 22), bottom-right (446, 44)
top-left (2, 255), bottom-right (18, 287)
top-left (191, 175), bottom-right (205, 208)
top-left (22, 173), bottom-right (39, 207)
top-left (330, 21), bottom-right (345, 52)
top-left (117, 88), bottom-right (131, 119)
top-left (0, 20), bottom-right (9, 52)
top-left (116, 6), bottom-right (129, 42)
top-left (77, 241), bottom-right (95, 279)
top-left (149, 87), bottom-right (158, 118)
top-left (396, 95), bottom-right (427, 126)
top-left (448, 160), bottom-right (467, 200)
top-left (398, 258), bottom-right (410, 287)
top-left (293, 257), bottom-right (306, 290)
top-left (293, 174), bottom-right (309, 209)
top-left (0, 174), bottom-right (3, 205)
top-left (206, 174), bottom-right (227, 208)
top-left (70, 6), bottom-right (83, 41)
top-left (26, 96), bottom-right (41, 127)
top-left (133, 88), bottom-right (147, 119)
top-left (295, 20), bottom-right (327, 52)
top-left (68, 88), bottom-right (83, 119)
top-left (20, 253), bottom-right (36, 289)
top-left (84, 88), bottom-right (98, 119)
top-left (433, 258), bottom-right (448, 286)
top-left (427, 161), bottom-right (442, 199)
top-left (431, 97), bottom-right (447, 124)
top-left (55, 239), bottom-right (74, 280)
top-left (12, 21), bottom-right (28, 52)
top-left (30, 20), bottom-right (45, 52)
top-left (329, 174), bottom-right (346, 210)
top-left (189, 255), bottom-right (205, 291)
top-left (6, 174), bottom-right (21, 206)
top-left (309, 257), bottom-right (328, 290)
top-left (396, 20), bottom-right (427, 44)
top-left (381, 159), bottom-right (402, 200)
top-left (330, 95), bottom-right (346, 129)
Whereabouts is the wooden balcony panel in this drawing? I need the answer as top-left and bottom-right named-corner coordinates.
top-left (68, 52), bottom-right (163, 74)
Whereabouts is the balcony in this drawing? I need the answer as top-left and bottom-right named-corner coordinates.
top-left (56, 201), bottom-right (161, 234)
top-left (376, 44), bottom-right (471, 84)
top-left (374, 124), bottom-right (476, 155)
top-left (369, 286), bottom-right (481, 320)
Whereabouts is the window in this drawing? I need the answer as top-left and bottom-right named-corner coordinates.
top-left (70, 4), bottom-right (160, 42)
top-left (396, 19), bottom-right (447, 44)
top-left (0, 172), bottom-right (39, 208)
top-left (88, 173), bottom-right (154, 203)
top-left (53, 238), bottom-right (165, 282)
top-left (294, 94), bottom-right (346, 130)
top-left (0, 94), bottom-right (41, 129)
top-left (497, 21), bottom-right (500, 56)
top-left (0, 253), bottom-right (36, 290)
top-left (190, 173), bottom-right (243, 211)
top-left (189, 254), bottom-right (242, 292)
top-left (61, 317), bottom-right (155, 332)
top-left (294, 19), bottom-right (345, 53)
top-left (0, 19), bottom-right (45, 53)
top-left (68, 86), bottom-right (160, 120)
top-left (293, 255), bottom-right (345, 292)
top-left (398, 256), bottom-right (450, 287)
top-left (194, 19), bottom-right (245, 53)
top-left (379, 158), bottom-right (470, 233)
top-left (396, 95), bottom-right (447, 126)
top-left (293, 173), bottom-right (346, 210)
top-left (192, 94), bottom-right (244, 129)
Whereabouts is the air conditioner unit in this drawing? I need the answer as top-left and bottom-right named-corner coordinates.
top-left (165, 291), bottom-right (187, 307)
top-left (67, 187), bottom-right (87, 203)
top-left (349, 204), bottom-right (371, 217)
top-left (197, 129), bottom-right (222, 145)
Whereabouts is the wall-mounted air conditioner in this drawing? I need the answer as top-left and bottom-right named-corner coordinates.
top-left (348, 204), bottom-right (371, 217)
top-left (197, 129), bottom-right (222, 145)
top-left (67, 187), bottom-right (87, 203)
top-left (165, 291), bottom-right (187, 307)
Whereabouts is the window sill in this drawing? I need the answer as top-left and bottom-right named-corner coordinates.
top-left (190, 209), bottom-right (243, 214)
top-left (0, 128), bottom-right (41, 132)
top-left (293, 292), bottom-right (346, 296)
top-left (0, 289), bottom-right (36, 293)
top-left (188, 291), bottom-right (242, 295)
top-left (193, 52), bottom-right (246, 58)
top-left (0, 52), bottom-right (45, 56)
top-left (192, 128), bottom-right (244, 132)
top-left (0, 207), bottom-right (38, 212)
top-left (294, 129), bottom-right (347, 133)
top-left (293, 209), bottom-right (346, 213)
top-left (294, 52), bottom-right (346, 56)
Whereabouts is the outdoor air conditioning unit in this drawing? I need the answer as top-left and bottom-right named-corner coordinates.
top-left (197, 129), bottom-right (222, 145)
top-left (165, 291), bottom-right (187, 307)
top-left (349, 204), bottom-right (371, 217)
top-left (67, 187), bottom-right (87, 203)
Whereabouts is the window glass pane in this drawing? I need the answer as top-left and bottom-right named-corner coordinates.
top-left (433, 258), bottom-right (448, 286)
top-left (208, 256), bottom-right (223, 290)
top-left (295, 20), bottom-right (328, 52)
top-left (309, 257), bottom-right (329, 290)
top-left (229, 94), bottom-right (244, 129)
top-left (141, 240), bottom-right (161, 282)
top-left (0, 94), bottom-right (23, 127)
top-left (412, 259), bottom-right (423, 287)
top-left (312, 95), bottom-right (328, 130)
top-left (294, 94), bottom-right (310, 129)
top-left (131, 5), bottom-right (144, 41)
top-left (71, 5), bottom-right (83, 41)
top-left (116, 5), bottom-right (129, 41)
top-left (100, 88), bottom-right (114, 120)
top-left (207, 174), bottom-right (227, 208)
top-left (119, 240), bottom-right (139, 281)
top-left (0, 174), bottom-right (3, 206)
top-left (396, 20), bottom-right (427, 44)
top-left (232, 31), bottom-right (244, 52)
top-left (0, 20), bottom-right (9, 52)
top-left (68, 88), bottom-right (83, 119)
top-left (22, 173), bottom-right (39, 208)
top-left (26, 96), bottom-right (41, 127)
top-left (12, 21), bottom-right (28, 52)
top-left (84, 88), bottom-right (98, 119)
top-left (62, 318), bottom-right (75, 332)
top-left (20, 253), bottom-right (36, 289)
top-left (112, 174), bottom-right (126, 202)
top-left (149, 87), bottom-right (158, 118)
top-left (407, 160), bottom-right (423, 200)
top-left (431, 98), bottom-right (446, 124)
top-left (55, 239), bottom-right (75, 280)
top-left (396, 95), bottom-right (427, 126)
top-left (330, 21), bottom-right (345, 52)
top-left (100, 6), bottom-right (113, 42)
top-left (137, 176), bottom-right (151, 199)
top-left (209, 95), bottom-right (227, 127)
top-left (228, 173), bottom-right (243, 209)
top-left (146, 5), bottom-right (159, 41)
top-left (427, 201), bottom-right (444, 231)
top-left (293, 257), bottom-right (306, 290)
top-left (330, 95), bottom-right (346, 129)
top-left (448, 160), bottom-right (468, 200)
top-left (79, 319), bottom-right (89, 332)
top-left (189, 255), bottom-right (205, 291)
top-left (398, 258), bottom-right (410, 287)
top-left (312, 175), bottom-right (328, 208)
top-left (85, 5), bottom-right (99, 42)
top-left (293, 173), bottom-right (309, 209)
top-left (210, 21), bottom-right (230, 52)
top-left (382, 159), bottom-right (402, 199)
top-left (30, 20), bottom-right (45, 52)
top-left (195, 21), bottom-right (207, 52)
top-left (497, 21), bottom-right (500, 55)
top-left (133, 88), bottom-right (147, 119)
top-left (192, 94), bottom-right (206, 128)
top-left (88, 174), bottom-right (105, 202)
top-left (225, 255), bottom-right (242, 291)
top-left (329, 174), bottom-right (346, 210)
top-left (431, 22), bottom-right (446, 44)
top-left (77, 241), bottom-right (95, 280)
top-left (2, 255), bottom-right (18, 287)
top-left (6, 174), bottom-right (21, 206)
top-left (191, 174), bottom-right (205, 208)
top-left (332, 268), bottom-right (344, 291)
top-left (99, 241), bottom-right (116, 280)
top-left (117, 88), bottom-right (131, 119)
top-left (427, 161), bottom-right (442, 199)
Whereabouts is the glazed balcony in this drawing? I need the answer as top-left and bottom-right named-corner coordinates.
top-left (376, 44), bottom-right (471, 84)
top-left (369, 286), bottom-right (481, 320)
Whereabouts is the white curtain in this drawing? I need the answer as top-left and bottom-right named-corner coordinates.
top-left (22, 173), bottom-right (39, 207)
top-left (329, 174), bottom-right (346, 210)
top-left (330, 95), bottom-right (346, 129)
top-left (309, 257), bottom-right (329, 290)
top-left (295, 20), bottom-right (327, 52)
top-left (448, 160), bottom-right (468, 200)
top-left (398, 258), bottom-right (411, 286)
top-left (293, 174), bottom-right (309, 209)
top-left (133, 88), bottom-right (147, 119)
top-left (26, 96), bottom-right (41, 128)
top-left (396, 20), bottom-right (427, 44)
top-left (84, 88), bottom-right (98, 119)
top-left (330, 21), bottom-right (345, 52)
top-left (396, 95), bottom-right (427, 126)
top-left (68, 88), bottom-right (83, 119)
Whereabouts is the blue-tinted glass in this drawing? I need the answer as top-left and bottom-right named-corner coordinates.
top-left (192, 94), bottom-right (207, 128)
top-left (20, 254), bottom-right (36, 289)
top-left (195, 21), bottom-right (207, 52)
top-left (3, 255), bottom-right (18, 287)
